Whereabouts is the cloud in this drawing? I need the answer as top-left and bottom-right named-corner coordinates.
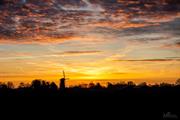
top-left (176, 41), bottom-right (180, 47)
top-left (0, 50), bottom-right (102, 60)
top-left (21, 0), bottom-right (27, 4)
top-left (0, 51), bottom-right (32, 57)
top-left (59, 50), bottom-right (102, 56)
top-left (162, 41), bottom-right (180, 48)
top-left (114, 58), bottom-right (180, 62)
top-left (0, 0), bottom-right (179, 44)
top-left (109, 72), bottom-right (129, 75)
top-left (59, 0), bottom-right (105, 12)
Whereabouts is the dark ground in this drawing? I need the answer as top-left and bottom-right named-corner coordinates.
top-left (0, 81), bottom-right (179, 119)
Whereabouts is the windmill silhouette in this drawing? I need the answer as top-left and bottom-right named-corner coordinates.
top-left (59, 70), bottom-right (68, 90)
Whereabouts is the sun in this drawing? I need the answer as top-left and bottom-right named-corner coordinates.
top-left (78, 69), bottom-right (104, 79)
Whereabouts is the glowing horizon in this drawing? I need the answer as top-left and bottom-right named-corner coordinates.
top-left (0, 0), bottom-right (180, 85)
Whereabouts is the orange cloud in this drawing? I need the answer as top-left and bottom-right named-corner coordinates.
top-left (59, 50), bottom-right (102, 56)
top-left (162, 42), bottom-right (180, 49)
top-left (114, 58), bottom-right (180, 62)
top-left (0, 0), bottom-right (180, 44)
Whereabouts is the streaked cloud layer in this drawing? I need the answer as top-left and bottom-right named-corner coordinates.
top-left (0, 0), bottom-right (180, 84)
top-left (0, 0), bottom-right (180, 44)
top-left (114, 58), bottom-right (180, 62)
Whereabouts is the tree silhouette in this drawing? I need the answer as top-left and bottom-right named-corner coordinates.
top-left (160, 82), bottom-right (172, 87)
top-left (89, 82), bottom-right (95, 88)
top-left (138, 82), bottom-right (147, 87)
top-left (127, 81), bottom-right (136, 87)
top-left (0, 82), bottom-right (7, 89)
top-left (175, 78), bottom-right (180, 85)
top-left (18, 82), bottom-right (29, 88)
top-left (107, 82), bottom-right (113, 89)
top-left (49, 82), bottom-right (58, 91)
top-left (7, 82), bottom-right (14, 89)
top-left (0, 79), bottom-right (180, 102)
top-left (31, 79), bottom-right (41, 89)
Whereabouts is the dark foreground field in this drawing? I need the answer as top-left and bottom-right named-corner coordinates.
top-left (0, 80), bottom-right (180, 119)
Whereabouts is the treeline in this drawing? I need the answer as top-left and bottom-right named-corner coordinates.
top-left (1, 79), bottom-right (180, 90)
top-left (0, 79), bottom-right (180, 90)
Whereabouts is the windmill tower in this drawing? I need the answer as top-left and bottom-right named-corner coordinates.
top-left (60, 70), bottom-right (67, 90)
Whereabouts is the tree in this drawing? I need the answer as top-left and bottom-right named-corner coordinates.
top-left (42, 80), bottom-right (50, 89)
top-left (78, 84), bottom-right (88, 88)
top-left (175, 78), bottom-right (180, 85)
top-left (89, 83), bottom-right (95, 88)
top-left (138, 82), bottom-right (147, 87)
top-left (107, 82), bottom-right (113, 88)
top-left (19, 82), bottom-right (25, 88)
top-left (94, 83), bottom-right (102, 89)
top-left (127, 81), bottom-right (136, 86)
top-left (160, 82), bottom-right (172, 87)
top-left (18, 82), bottom-right (30, 88)
top-left (7, 82), bottom-right (14, 89)
top-left (0, 82), bottom-right (7, 89)
top-left (31, 79), bottom-right (41, 89)
top-left (49, 82), bottom-right (58, 90)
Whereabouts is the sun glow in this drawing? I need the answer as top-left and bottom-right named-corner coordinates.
top-left (0, 0), bottom-right (180, 85)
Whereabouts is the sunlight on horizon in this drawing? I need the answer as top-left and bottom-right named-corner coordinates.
top-left (0, 0), bottom-right (180, 85)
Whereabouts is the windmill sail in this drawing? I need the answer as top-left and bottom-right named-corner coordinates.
top-left (63, 70), bottom-right (65, 79)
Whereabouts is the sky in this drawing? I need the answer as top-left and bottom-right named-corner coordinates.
top-left (0, 0), bottom-right (180, 85)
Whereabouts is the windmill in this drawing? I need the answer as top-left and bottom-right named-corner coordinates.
top-left (59, 70), bottom-right (68, 90)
